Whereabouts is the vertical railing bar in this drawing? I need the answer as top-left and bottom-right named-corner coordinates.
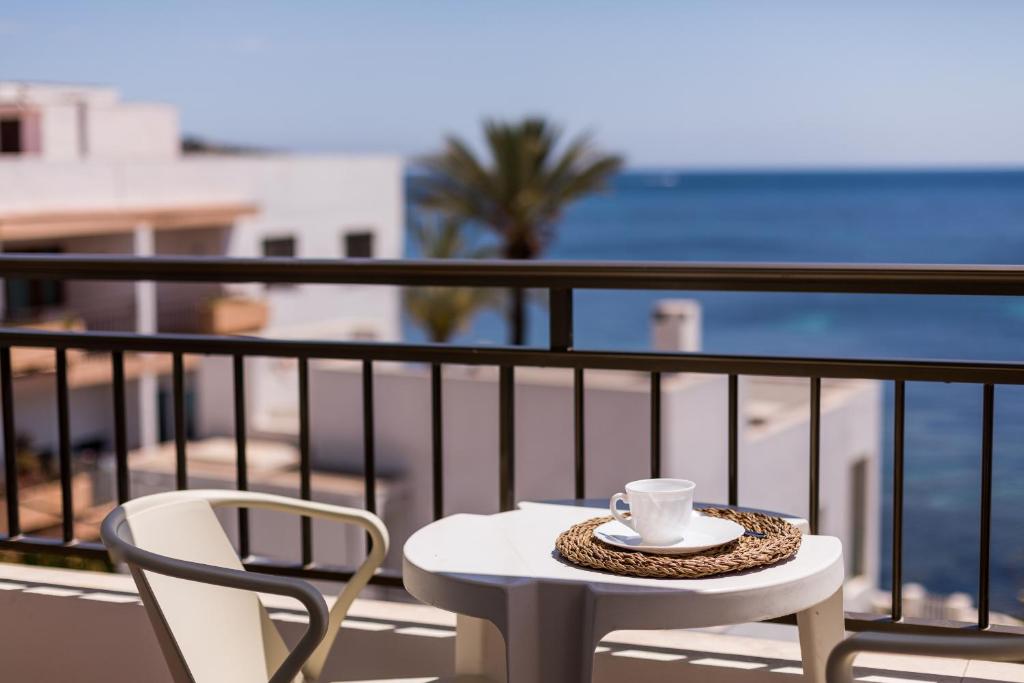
top-left (172, 352), bottom-right (187, 490)
top-left (362, 359), bottom-right (377, 555)
top-left (1, 347), bottom-right (19, 537)
top-left (362, 360), bottom-right (376, 514)
top-left (728, 374), bottom-right (738, 507)
top-left (574, 368), bottom-right (585, 499)
top-left (499, 366), bottom-right (515, 511)
top-left (299, 356), bottom-right (312, 566)
top-left (431, 362), bottom-right (444, 521)
top-left (979, 383), bottom-right (994, 630)
top-left (56, 349), bottom-right (73, 543)
top-left (233, 354), bottom-right (250, 559)
top-left (891, 380), bottom-right (905, 622)
top-left (112, 351), bottom-right (129, 504)
top-left (650, 372), bottom-right (661, 478)
top-left (809, 376), bottom-right (821, 535)
top-left (552, 288), bottom-right (580, 500)
top-left (549, 288), bottom-right (573, 352)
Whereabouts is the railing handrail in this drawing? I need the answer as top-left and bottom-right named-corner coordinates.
top-left (0, 253), bottom-right (1019, 634)
top-left (1, 327), bottom-right (1024, 385)
top-left (3, 253), bottom-right (1024, 294)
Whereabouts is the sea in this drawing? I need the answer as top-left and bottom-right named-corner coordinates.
top-left (405, 169), bottom-right (1024, 618)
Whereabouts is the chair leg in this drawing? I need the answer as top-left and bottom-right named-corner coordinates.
top-left (797, 587), bottom-right (845, 683)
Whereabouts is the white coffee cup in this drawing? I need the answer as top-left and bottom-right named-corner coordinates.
top-left (609, 478), bottom-right (695, 546)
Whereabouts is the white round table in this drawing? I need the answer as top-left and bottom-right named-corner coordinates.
top-left (403, 501), bottom-right (845, 683)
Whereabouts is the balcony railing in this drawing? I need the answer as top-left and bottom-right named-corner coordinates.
top-left (1, 254), bottom-right (1023, 639)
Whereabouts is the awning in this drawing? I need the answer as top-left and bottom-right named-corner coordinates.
top-left (0, 200), bottom-right (259, 242)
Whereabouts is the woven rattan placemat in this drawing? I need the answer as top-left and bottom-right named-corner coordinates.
top-left (555, 508), bottom-right (802, 579)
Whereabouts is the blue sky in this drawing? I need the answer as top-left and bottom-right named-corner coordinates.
top-left (2, 1), bottom-right (1023, 168)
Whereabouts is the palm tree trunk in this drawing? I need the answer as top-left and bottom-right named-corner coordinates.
top-left (504, 238), bottom-right (534, 346)
top-left (509, 287), bottom-right (526, 345)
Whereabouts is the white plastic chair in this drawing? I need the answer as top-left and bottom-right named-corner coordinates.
top-left (101, 489), bottom-right (388, 683)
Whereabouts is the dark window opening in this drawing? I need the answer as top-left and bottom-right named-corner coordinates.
top-left (4, 247), bottom-right (65, 321)
top-left (262, 236), bottom-right (297, 288)
top-left (262, 236), bottom-right (296, 258)
top-left (158, 386), bottom-right (197, 443)
top-left (344, 231), bottom-right (374, 258)
top-left (849, 458), bottom-right (868, 577)
top-left (0, 118), bottom-right (22, 154)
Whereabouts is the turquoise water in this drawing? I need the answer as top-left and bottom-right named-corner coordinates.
top-left (406, 170), bottom-right (1024, 617)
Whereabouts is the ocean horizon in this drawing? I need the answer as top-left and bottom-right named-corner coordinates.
top-left (406, 168), bottom-right (1024, 618)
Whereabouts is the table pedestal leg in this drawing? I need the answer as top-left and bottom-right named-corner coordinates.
top-left (455, 614), bottom-right (505, 681)
top-left (453, 586), bottom-right (601, 683)
top-left (796, 587), bottom-right (845, 683)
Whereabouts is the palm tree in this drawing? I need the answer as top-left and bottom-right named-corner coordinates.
top-left (404, 217), bottom-right (498, 343)
top-left (417, 118), bottom-right (623, 345)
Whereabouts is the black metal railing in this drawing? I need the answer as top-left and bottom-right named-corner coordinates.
top-left (1, 254), bottom-right (1023, 637)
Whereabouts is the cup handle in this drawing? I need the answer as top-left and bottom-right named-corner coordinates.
top-left (610, 492), bottom-right (634, 531)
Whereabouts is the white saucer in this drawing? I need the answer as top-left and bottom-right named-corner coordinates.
top-left (593, 513), bottom-right (745, 555)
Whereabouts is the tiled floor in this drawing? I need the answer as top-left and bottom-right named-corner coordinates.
top-left (0, 562), bottom-right (1021, 683)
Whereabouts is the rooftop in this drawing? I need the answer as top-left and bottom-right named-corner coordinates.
top-left (0, 81), bottom-right (121, 106)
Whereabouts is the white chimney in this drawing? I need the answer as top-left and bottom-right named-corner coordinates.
top-left (652, 299), bottom-right (702, 352)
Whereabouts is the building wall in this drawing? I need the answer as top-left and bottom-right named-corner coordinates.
top-left (37, 103), bottom-right (81, 161)
top-left (0, 228), bottom-right (229, 331)
top-left (0, 153), bottom-right (404, 523)
top-left (194, 355), bottom-right (253, 438)
top-left (0, 83), bottom-right (177, 162)
top-left (61, 232), bottom-right (137, 330)
top-left (300, 364), bottom-right (664, 513)
top-left (215, 156), bottom-right (404, 340)
top-left (740, 379), bottom-right (883, 593)
top-left (84, 103), bottom-right (179, 161)
top-left (659, 373), bottom-right (734, 503)
top-left (153, 227), bottom-right (231, 331)
top-left (274, 362), bottom-right (881, 584)
top-left (13, 232), bottom-right (218, 333)
top-left (0, 155), bottom-right (404, 343)
top-left (1, 373), bottom-right (143, 461)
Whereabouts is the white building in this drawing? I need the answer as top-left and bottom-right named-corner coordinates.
top-left (0, 81), bottom-right (883, 611)
top-left (0, 81), bottom-right (403, 529)
top-left (192, 299), bottom-right (883, 608)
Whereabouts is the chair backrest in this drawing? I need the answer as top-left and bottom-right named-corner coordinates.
top-left (106, 491), bottom-right (288, 683)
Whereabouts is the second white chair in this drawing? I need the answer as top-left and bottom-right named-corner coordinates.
top-left (101, 489), bottom-right (388, 683)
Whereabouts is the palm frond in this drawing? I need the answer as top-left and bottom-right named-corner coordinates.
top-left (414, 117), bottom-right (623, 343)
top-left (404, 216), bottom-right (499, 343)
top-left (416, 116), bottom-right (622, 254)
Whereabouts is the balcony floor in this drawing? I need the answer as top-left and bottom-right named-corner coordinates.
top-left (0, 562), bottom-right (1020, 682)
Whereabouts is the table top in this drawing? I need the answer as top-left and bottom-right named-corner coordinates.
top-left (402, 502), bottom-right (844, 629)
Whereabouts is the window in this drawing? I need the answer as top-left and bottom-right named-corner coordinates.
top-left (158, 386), bottom-right (196, 442)
top-left (848, 458), bottom-right (868, 577)
top-left (4, 247), bottom-right (64, 320)
top-left (262, 236), bottom-right (296, 258)
top-left (262, 236), bottom-right (296, 288)
top-left (344, 231), bottom-right (374, 258)
top-left (0, 117), bottom-right (22, 154)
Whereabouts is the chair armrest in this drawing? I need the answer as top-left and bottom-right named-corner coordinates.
top-left (827, 631), bottom-right (1024, 683)
top-left (205, 490), bottom-right (389, 556)
top-left (203, 490), bottom-right (389, 680)
top-left (102, 507), bottom-right (328, 683)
